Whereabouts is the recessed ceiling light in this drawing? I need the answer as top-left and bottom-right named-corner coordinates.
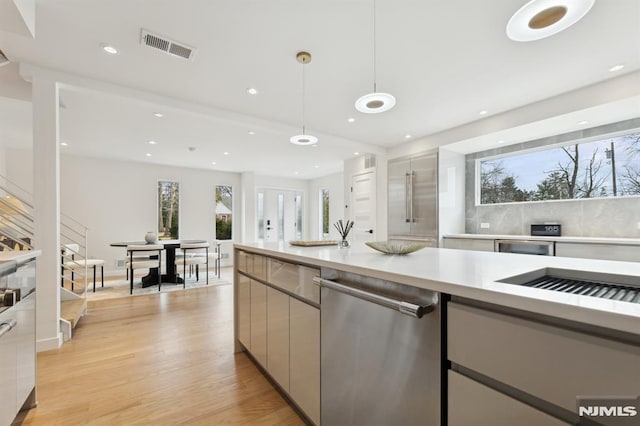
top-left (354, 152), bottom-right (360, 156)
top-left (609, 64), bottom-right (624, 72)
top-left (347, 117), bottom-right (356, 123)
top-left (211, 161), bottom-right (217, 165)
top-left (506, 0), bottom-right (595, 42)
top-left (497, 140), bottom-right (506, 144)
top-left (223, 151), bottom-right (230, 155)
top-left (153, 112), bottom-right (164, 118)
top-left (479, 110), bottom-right (488, 115)
top-left (314, 165), bottom-right (319, 169)
top-left (148, 140), bottom-right (157, 145)
top-left (248, 131), bottom-right (256, 135)
top-left (293, 171), bottom-right (299, 175)
top-left (246, 87), bottom-right (258, 95)
top-left (101, 44), bottom-right (119, 55)
top-left (405, 134), bottom-right (412, 139)
top-left (355, 93), bottom-right (396, 114)
top-left (577, 120), bottom-right (589, 125)
top-left (146, 153), bottom-right (152, 157)
top-left (60, 142), bottom-right (68, 146)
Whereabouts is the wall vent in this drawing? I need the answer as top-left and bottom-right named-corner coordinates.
top-left (140, 29), bottom-right (196, 60)
top-left (0, 49), bottom-right (9, 67)
top-left (364, 154), bottom-right (376, 169)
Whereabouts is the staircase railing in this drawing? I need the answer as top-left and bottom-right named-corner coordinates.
top-left (0, 174), bottom-right (90, 297)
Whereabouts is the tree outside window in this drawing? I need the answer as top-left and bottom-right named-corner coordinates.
top-left (158, 181), bottom-right (179, 239)
top-left (479, 131), bottom-right (640, 204)
top-left (216, 185), bottom-right (233, 240)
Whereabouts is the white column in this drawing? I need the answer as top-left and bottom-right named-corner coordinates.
top-left (32, 74), bottom-right (61, 351)
top-left (240, 172), bottom-right (256, 243)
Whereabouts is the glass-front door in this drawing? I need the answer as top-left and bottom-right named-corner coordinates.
top-left (257, 189), bottom-right (303, 242)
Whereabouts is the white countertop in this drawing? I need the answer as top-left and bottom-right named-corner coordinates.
top-left (443, 233), bottom-right (640, 245)
top-left (235, 242), bottom-right (640, 335)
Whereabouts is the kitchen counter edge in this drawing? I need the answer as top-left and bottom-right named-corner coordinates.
top-left (234, 242), bottom-right (640, 336)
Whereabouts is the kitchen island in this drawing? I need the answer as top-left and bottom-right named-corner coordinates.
top-left (234, 242), bottom-right (640, 425)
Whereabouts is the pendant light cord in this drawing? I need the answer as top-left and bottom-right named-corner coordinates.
top-left (373, 0), bottom-right (377, 93)
top-left (302, 57), bottom-right (306, 135)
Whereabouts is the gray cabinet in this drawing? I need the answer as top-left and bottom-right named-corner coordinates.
top-left (388, 152), bottom-right (438, 239)
top-left (237, 274), bottom-right (251, 349)
top-left (443, 237), bottom-right (495, 252)
top-left (448, 301), bottom-right (640, 419)
top-left (250, 280), bottom-right (267, 367)
top-left (449, 371), bottom-right (568, 426)
top-left (290, 297), bottom-right (320, 425)
top-left (555, 242), bottom-right (640, 262)
top-left (235, 250), bottom-right (320, 424)
top-left (267, 287), bottom-right (289, 392)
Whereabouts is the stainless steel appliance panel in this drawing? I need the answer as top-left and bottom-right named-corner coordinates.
top-left (410, 154), bottom-right (438, 238)
top-left (321, 275), bottom-right (441, 426)
top-left (495, 239), bottom-right (555, 256)
top-left (388, 152), bottom-right (438, 240)
top-left (387, 158), bottom-right (411, 237)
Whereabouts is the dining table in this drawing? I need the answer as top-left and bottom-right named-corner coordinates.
top-left (110, 239), bottom-right (207, 287)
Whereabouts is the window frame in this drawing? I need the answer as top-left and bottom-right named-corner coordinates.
top-left (475, 128), bottom-right (640, 206)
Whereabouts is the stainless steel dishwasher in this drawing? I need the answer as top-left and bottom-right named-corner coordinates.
top-left (316, 269), bottom-right (441, 426)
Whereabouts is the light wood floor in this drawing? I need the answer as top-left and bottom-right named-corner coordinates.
top-left (20, 285), bottom-right (304, 425)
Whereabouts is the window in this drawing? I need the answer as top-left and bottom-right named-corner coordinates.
top-left (158, 181), bottom-right (179, 239)
top-left (319, 189), bottom-right (330, 238)
top-left (257, 192), bottom-right (264, 240)
top-left (295, 194), bottom-right (303, 240)
top-left (216, 185), bottom-right (233, 240)
top-left (478, 131), bottom-right (640, 204)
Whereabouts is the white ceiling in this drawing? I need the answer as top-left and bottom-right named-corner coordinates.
top-left (0, 0), bottom-right (639, 177)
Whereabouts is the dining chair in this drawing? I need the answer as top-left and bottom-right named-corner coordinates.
top-left (175, 242), bottom-right (209, 288)
top-left (61, 243), bottom-right (105, 292)
top-left (126, 244), bottom-right (163, 294)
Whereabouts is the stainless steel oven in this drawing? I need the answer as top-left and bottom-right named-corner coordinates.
top-left (494, 239), bottom-right (555, 256)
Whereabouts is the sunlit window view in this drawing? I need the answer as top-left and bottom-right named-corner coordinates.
top-left (157, 181), bottom-right (179, 239)
top-left (479, 131), bottom-right (640, 204)
top-left (215, 185), bottom-right (233, 240)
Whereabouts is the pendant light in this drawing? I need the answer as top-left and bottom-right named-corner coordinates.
top-left (355, 0), bottom-right (396, 114)
top-left (290, 51), bottom-right (318, 146)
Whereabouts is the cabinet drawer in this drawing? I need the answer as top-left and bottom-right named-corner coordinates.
top-left (237, 251), bottom-right (267, 280)
top-left (448, 302), bottom-right (640, 413)
top-left (449, 371), bottom-right (568, 426)
top-left (555, 242), bottom-right (640, 262)
top-left (268, 258), bottom-right (319, 304)
top-left (443, 238), bottom-right (495, 252)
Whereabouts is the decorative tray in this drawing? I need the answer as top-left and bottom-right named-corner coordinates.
top-left (365, 240), bottom-right (429, 255)
top-left (289, 240), bottom-right (338, 247)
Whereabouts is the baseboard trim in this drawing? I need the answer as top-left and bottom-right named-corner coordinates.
top-left (37, 333), bottom-right (63, 352)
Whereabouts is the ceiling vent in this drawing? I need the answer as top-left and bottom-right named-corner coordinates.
top-left (364, 154), bottom-right (377, 169)
top-left (140, 29), bottom-right (196, 61)
top-left (0, 49), bottom-right (9, 67)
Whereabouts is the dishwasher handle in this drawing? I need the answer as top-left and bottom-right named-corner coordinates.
top-left (313, 276), bottom-right (435, 318)
top-left (0, 319), bottom-right (17, 338)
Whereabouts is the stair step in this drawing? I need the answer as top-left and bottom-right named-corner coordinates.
top-left (60, 299), bottom-right (86, 328)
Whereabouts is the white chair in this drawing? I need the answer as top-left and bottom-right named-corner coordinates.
top-left (175, 242), bottom-right (209, 288)
top-left (61, 243), bottom-right (105, 293)
top-left (126, 244), bottom-right (163, 294)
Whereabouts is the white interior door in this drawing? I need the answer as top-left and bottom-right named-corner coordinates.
top-left (261, 189), bottom-right (300, 242)
top-left (350, 171), bottom-right (376, 242)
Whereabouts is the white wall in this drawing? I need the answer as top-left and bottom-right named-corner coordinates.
top-left (437, 148), bottom-right (466, 245)
top-left (6, 148), bottom-right (241, 273)
top-left (308, 172), bottom-right (344, 240)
